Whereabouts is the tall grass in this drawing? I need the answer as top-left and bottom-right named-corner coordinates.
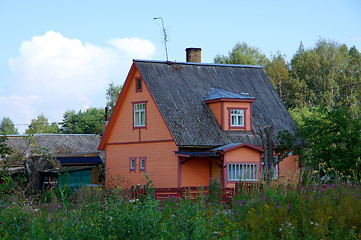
top-left (1, 181), bottom-right (361, 239)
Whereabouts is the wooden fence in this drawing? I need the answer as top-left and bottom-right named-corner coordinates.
top-left (126, 186), bottom-right (234, 203)
top-left (235, 182), bottom-right (264, 196)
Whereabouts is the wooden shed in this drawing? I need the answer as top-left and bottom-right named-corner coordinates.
top-left (41, 166), bottom-right (95, 191)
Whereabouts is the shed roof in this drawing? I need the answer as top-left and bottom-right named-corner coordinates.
top-left (55, 156), bottom-right (102, 165)
top-left (211, 142), bottom-right (263, 152)
top-left (174, 151), bottom-right (221, 157)
top-left (134, 60), bottom-right (296, 147)
top-left (5, 134), bottom-right (102, 155)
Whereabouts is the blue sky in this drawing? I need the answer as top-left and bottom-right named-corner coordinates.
top-left (1, 0), bottom-right (361, 133)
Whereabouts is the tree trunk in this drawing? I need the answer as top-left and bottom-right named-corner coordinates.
top-left (259, 126), bottom-right (275, 183)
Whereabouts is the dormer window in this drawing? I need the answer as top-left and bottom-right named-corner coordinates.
top-left (204, 88), bottom-right (255, 131)
top-left (230, 109), bottom-right (244, 127)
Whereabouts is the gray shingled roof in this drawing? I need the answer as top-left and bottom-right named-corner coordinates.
top-left (135, 60), bottom-right (297, 147)
top-left (5, 134), bottom-right (102, 155)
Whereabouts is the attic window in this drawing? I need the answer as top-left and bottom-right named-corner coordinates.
top-left (136, 78), bottom-right (142, 92)
top-left (133, 101), bottom-right (147, 128)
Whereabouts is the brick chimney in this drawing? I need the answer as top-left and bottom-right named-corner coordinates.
top-left (186, 48), bottom-right (202, 63)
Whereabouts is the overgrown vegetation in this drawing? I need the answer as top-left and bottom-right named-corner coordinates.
top-left (1, 174), bottom-right (360, 239)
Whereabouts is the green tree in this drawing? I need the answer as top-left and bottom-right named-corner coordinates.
top-left (25, 114), bottom-right (60, 134)
top-left (290, 39), bottom-right (361, 111)
top-left (214, 42), bottom-right (270, 66)
top-left (106, 82), bottom-right (122, 116)
top-left (265, 52), bottom-right (290, 100)
top-left (61, 108), bottom-right (104, 135)
top-left (0, 117), bottom-right (19, 135)
top-left (0, 135), bottom-right (12, 160)
top-left (214, 42), bottom-right (298, 107)
top-left (299, 107), bottom-right (361, 177)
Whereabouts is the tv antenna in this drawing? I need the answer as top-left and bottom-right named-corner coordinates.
top-left (154, 17), bottom-right (169, 61)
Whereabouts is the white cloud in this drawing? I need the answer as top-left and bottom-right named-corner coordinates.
top-left (1, 31), bottom-right (156, 133)
top-left (107, 37), bottom-right (156, 59)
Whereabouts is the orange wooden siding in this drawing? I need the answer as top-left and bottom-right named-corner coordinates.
top-left (211, 160), bottom-right (222, 179)
top-left (105, 141), bottom-right (178, 188)
top-left (224, 146), bottom-right (261, 188)
top-left (278, 154), bottom-right (300, 183)
top-left (223, 102), bottom-right (252, 131)
top-left (208, 102), bottom-right (222, 127)
top-left (104, 66), bottom-right (178, 188)
top-left (107, 69), bottom-right (173, 144)
top-left (181, 158), bottom-right (210, 187)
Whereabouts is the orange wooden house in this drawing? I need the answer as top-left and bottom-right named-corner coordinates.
top-left (98, 48), bottom-right (300, 188)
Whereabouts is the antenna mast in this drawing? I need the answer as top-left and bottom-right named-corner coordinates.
top-left (154, 17), bottom-right (169, 61)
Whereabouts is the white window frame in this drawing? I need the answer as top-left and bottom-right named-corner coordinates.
top-left (139, 157), bottom-right (146, 172)
top-left (134, 103), bottom-right (146, 127)
top-left (230, 109), bottom-right (245, 127)
top-left (130, 158), bottom-right (136, 170)
top-left (228, 163), bottom-right (258, 181)
top-left (140, 159), bottom-right (145, 169)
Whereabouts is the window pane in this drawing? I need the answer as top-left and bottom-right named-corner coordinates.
top-left (134, 112), bottom-right (139, 126)
top-left (141, 111), bottom-right (145, 125)
top-left (228, 165), bottom-right (232, 180)
top-left (240, 164), bottom-right (243, 180)
top-left (235, 164), bottom-right (240, 179)
top-left (137, 79), bottom-right (142, 90)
